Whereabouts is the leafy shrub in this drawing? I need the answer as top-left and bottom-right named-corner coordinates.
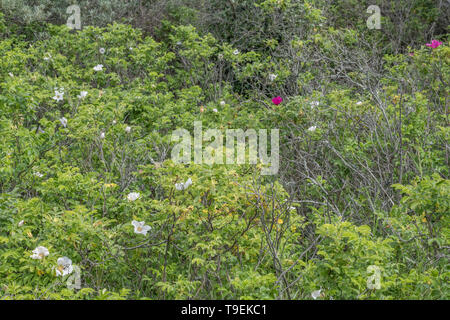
top-left (0, 2), bottom-right (448, 300)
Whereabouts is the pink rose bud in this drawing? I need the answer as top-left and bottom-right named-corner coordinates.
top-left (272, 96), bottom-right (283, 105)
top-left (426, 40), bottom-right (443, 49)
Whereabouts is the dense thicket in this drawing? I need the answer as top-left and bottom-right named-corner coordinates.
top-left (0, 1), bottom-right (448, 299)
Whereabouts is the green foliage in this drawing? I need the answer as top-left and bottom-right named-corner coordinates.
top-left (0, 1), bottom-right (448, 300)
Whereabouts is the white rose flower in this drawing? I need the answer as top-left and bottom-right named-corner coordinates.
top-left (310, 101), bottom-right (319, 108)
top-left (175, 178), bottom-right (192, 191)
top-left (131, 220), bottom-right (151, 235)
top-left (311, 289), bottom-right (322, 300)
top-left (127, 192), bottom-right (140, 201)
top-left (59, 117), bottom-right (67, 128)
top-left (77, 91), bottom-right (88, 99)
top-left (55, 257), bottom-right (73, 276)
top-left (174, 182), bottom-right (184, 190)
top-left (31, 246), bottom-right (49, 260)
top-left (269, 73), bottom-right (277, 81)
top-left (52, 90), bottom-right (64, 102)
top-left (34, 172), bottom-right (44, 178)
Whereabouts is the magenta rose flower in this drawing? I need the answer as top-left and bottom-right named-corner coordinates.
top-left (426, 40), bottom-right (442, 49)
top-left (272, 96), bottom-right (283, 105)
